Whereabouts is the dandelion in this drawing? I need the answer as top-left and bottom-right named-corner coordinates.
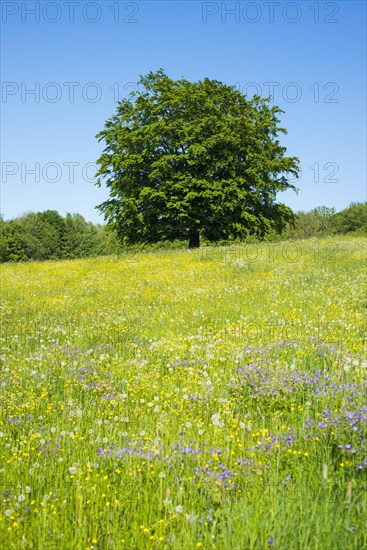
top-left (211, 413), bottom-right (224, 428)
top-left (175, 505), bottom-right (184, 513)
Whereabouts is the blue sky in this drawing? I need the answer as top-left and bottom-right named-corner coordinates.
top-left (1, 0), bottom-right (366, 222)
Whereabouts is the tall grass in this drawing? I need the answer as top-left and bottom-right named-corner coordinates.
top-left (0, 237), bottom-right (366, 549)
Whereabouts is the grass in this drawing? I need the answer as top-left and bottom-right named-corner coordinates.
top-left (0, 236), bottom-right (366, 549)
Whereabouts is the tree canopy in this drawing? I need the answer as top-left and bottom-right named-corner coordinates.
top-left (97, 70), bottom-right (299, 247)
top-left (0, 211), bottom-right (119, 262)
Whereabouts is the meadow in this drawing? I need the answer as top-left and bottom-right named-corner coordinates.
top-left (0, 236), bottom-right (366, 549)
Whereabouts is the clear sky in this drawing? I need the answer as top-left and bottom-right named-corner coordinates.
top-left (1, 0), bottom-right (366, 223)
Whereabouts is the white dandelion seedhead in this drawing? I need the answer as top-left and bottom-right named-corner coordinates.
top-left (211, 412), bottom-right (224, 428)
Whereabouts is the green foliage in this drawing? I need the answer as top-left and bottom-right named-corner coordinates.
top-left (1, 202), bottom-right (365, 262)
top-left (333, 202), bottom-right (367, 235)
top-left (95, 70), bottom-right (300, 247)
top-left (15, 212), bottom-right (63, 260)
top-left (0, 220), bottom-right (27, 262)
top-left (283, 202), bottom-right (367, 239)
top-left (62, 213), bottom-right (98, 259)
top-left (0, 211), bottom-right (119, 262)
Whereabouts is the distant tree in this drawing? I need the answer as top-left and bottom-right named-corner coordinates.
top-left (95, 70), bottom-right (300, 248)
top-left (62, 213), bottom-right (101, 258)
top-left (16, 212), bottom-right (61, 260)
top-left (300, 210), bottom-right (323, 238)
top-left (38, 210), bottom-right (66, 259)
top-left (0, 211), bottom-right (123, 262)
top-left (96, 224), bottom-right (122, 256)
top-left (0, 221), bottom-right (27, 261)
top-left (333, 202), bottom-right (367, 235)
top-left (312, 206), bottom-right (336, 233)
top-left (63, 213), bottom-right (83, 258)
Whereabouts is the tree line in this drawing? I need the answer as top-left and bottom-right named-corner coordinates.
top-left (1, 203), bottom-right (365, 263)
top-left (0, 211), bottom-right (120, 262)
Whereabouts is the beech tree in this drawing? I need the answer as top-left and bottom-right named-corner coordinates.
top-left (95, 70), bottom-right (299, 248)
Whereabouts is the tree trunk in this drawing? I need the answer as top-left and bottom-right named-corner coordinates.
top-left (188, 230), bottom-right (200, 249)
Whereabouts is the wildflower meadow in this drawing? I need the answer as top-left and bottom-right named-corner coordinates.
top-left (0, 236), bottom-right (366, 549)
